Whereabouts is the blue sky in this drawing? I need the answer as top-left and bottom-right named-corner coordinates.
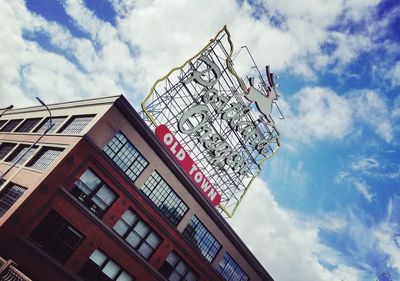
top-left (1, 0), bottom-right (399, 280)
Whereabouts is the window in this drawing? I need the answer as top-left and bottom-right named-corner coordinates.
top-left (0, 119), bottom-right (22, 132)
top-left (71, 169), bottom-right (117, 217)
top-left (29, 211), bottom-right (84, 263)
top-left (141, 171), bottom-right (188, 226)
top-left (59, 115), bottom-right (94, 134)
top-left (216, 253), bottom-right (249, 281)
top-left (27, 147), bottom-right (63, 171)
top-left (113, 209), bottom-right (161, 259)
top-left (34, 116), bottom-right (66, 134)
top-left (15, 118), bottom-right (41, 132)
top-left (0, 183), bottom-right (26, 217)
top-left (159, 251), bottom-right (198, 281)
top-left (5, 144), bottom-right (37, 165)
top-left (0, 143), bottom-right (16, 160)
top-left (103, 132), bottom-right (148, 182)
top-left (182, 216), bottom-right (221, 262)
top-left (79, 249), bottom-right (134, 281)
top-left (0, 120), bottom-right (7, 130)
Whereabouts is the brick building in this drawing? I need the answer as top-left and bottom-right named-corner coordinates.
top-left (0, 95), bottom-right (274, 281)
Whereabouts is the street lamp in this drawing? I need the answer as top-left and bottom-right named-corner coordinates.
top-left (35, 97), bottom-right (53, 134)
top-left (0, 105), bottom-right (14, 118)
top-left (0, 97), bottom-right (53, 184)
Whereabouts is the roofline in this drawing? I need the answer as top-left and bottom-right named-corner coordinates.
top-left (1, 95), bottom-right (121, 117)
top-left (114, 95), bottom-right (274, 281)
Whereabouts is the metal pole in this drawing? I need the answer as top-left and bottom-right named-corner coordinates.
top-left (0, 105), bottom-right (14, 119)
top-left (0, 98), bottom-right (53, 186)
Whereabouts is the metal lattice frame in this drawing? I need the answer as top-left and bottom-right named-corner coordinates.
top-left (140, 26), bottom-right (281, 218)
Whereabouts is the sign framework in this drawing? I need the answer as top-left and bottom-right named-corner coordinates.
top-left (141, 26), bottom-right (281, 218)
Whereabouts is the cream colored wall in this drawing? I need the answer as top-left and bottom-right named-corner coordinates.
top-left (0, 96), bottom-right (117, 227)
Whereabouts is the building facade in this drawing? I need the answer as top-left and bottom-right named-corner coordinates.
top-left (0, 95), bottom-right (274, 281)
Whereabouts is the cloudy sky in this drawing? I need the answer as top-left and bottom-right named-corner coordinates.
top-left (1, 0), bottom-right (399, 280)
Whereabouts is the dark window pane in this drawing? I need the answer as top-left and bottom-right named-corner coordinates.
top-left (29, 211), bottom-right (84, 263)
top-left (0, 143), bottom-right (16, 160)
top-left (79, 249), bottom-right (135, 281)
top-left (113, 220), bottom-right (130, 236)
top-left (103, 132), bottom-right (148, 182)
top-left (79, 259), bottom-right (108, 281)
top-left (0, 183), bottom-right (26, 217)
top-left (27, 147), bottom-right (63, 170)
top-left (59, 115), bottom-right (94, 134)
top-left (138, 243), bottom-right (153, 259)
top-left (116, 272), bottom-right (134, 281)
top-left (141, 171), bottom-right (188, 226)
top-left (0, 119), bottom-right (22, 132)
top-left (182, 216), bottom-right (221, 263)
top-left (103, 260), bottom-right (120, 279)
top-left (159, 252), bottom-right (198, 281)
top-left (77, 169), bottom-right (102, 192)
top-left (216, 253), bottom-right (249, 281)
top-left (34, 116), bottom-right (66, 134)
top-left (72, 169), bottom-right (117, 218)
top-left (113, 209), bottom-right (161, 260)
top-left (6, 145), bottom-right (37, 165)
top-left (15, 118), bottom-right (41, 132)
top-left (0, 120), bottom-right (7, 130)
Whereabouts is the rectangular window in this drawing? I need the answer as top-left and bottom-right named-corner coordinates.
top-left (27, 147), bottom-right (63, 171)
top-left (0, 143), bottom-right (16, 160)
top-left (216, 253), bottom-right (249, 281)
top-left (59, 115), bottom-right (94, 134)
top-left (71, 169), bottom-right (117, 217)
top-left (182, 216), bottom-right (221, 263)
top-left (141, 171), bottom-right (188, 226)
top-left (159, 251), bottom-right (198, 281)
top-left (34, 116), bottom-right (67, 134)
top-left (113, 209), bottom-right (161, 259)
top-left (0, 119), bottom-right (23, 132)
top-left (103, 132), bottom-right (148, 182)
top-left (5, 144), bottom-right (37, 165)
top-left (29, 211), bottom-right (84, 263)
top-left (0, 183), bottom-right (26, 217)
top-left (15, 118), bottom-right (41, 132)
top-left (79, 249), bottom-right (134, 281)
top-left (0, 120), bottom-right (7, 130)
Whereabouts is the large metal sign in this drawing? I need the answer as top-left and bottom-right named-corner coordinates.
top-left (141, 26), bottom-right (282, 217)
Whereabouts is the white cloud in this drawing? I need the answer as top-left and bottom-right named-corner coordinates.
top-left (393, 98), bottom-right (400, 118)
top-left (336, 171), bottom-right (376, 202)
top-left (252, 0), bottom-right (384, 76)
top-left (350, 157), bottom-right (380, 172)
top-left (230, 178), bottom-right (366, 281)
top-left (349, 90), bottom-right (394, 143)
top-left (342, 153), bottom-right (400, 181)
top-left (281, 87), bottom-right (353, 143)
top-left (342, 198), bottom-right (400, 278)
top-left (330, 32), bottom-right (372, 67)
top-left (280, 87), bottom-right (397, 145)
top-left (0, 0), bottom-right (130, 107)
top-left (373, 199), bottom-right (400, 274)
top-left (387, 61), bottom-right (400, 87)
top-left (0, 0), bottom-right (390, 113)
top-left (394, 235), bottom-right (400, 248)
top-left (352, 180), bottom-right (375, 202)
top-left (375, 223), bottom-right (400, 271)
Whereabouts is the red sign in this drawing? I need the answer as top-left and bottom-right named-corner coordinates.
top-left (156, 124), bottom-right (222, 206)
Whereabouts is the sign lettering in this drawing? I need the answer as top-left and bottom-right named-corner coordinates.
top-left (156, 124), bottom-right (222, 206)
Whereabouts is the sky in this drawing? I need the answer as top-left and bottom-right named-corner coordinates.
top-left (0, 0), bottom-right (399, 280)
